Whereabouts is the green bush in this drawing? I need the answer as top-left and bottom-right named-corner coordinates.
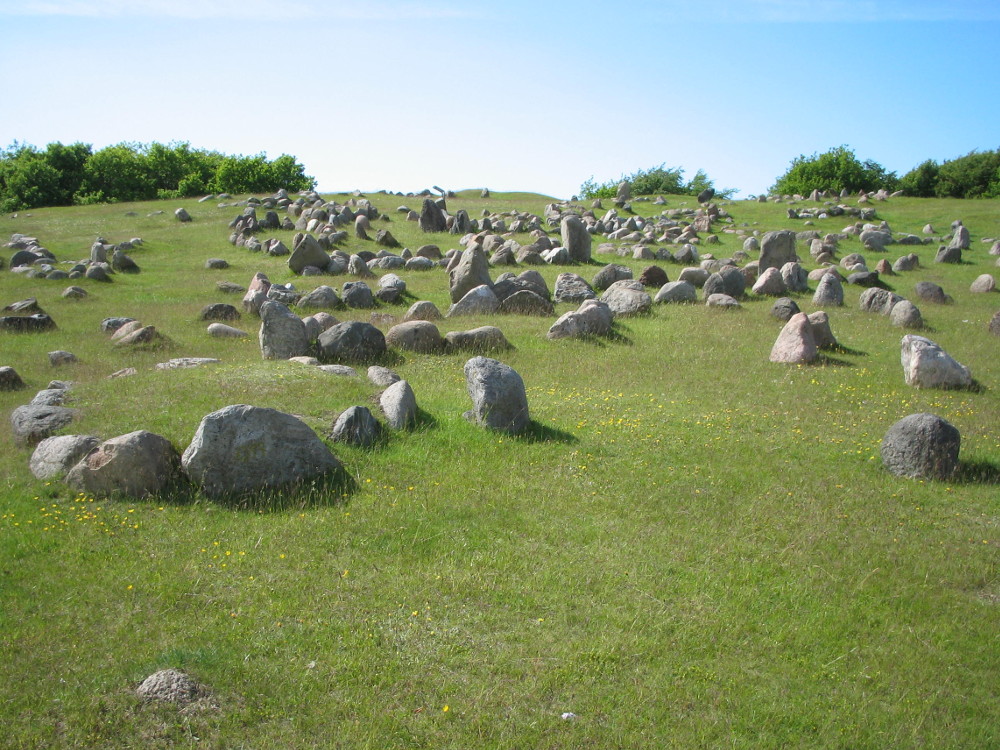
top-left (580, 164), bottom-right (733, 200)
top-left (0, 140), bottom-right (315, 209)
top-left (897, 159), bottom-right (940, 197)
top-left (770, 145), bottom-right (898, 196)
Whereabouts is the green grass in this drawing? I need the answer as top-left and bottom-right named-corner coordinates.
top-left (1, 191), bottom-right (998, 748)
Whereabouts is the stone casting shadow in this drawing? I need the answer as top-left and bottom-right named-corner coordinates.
top-left (512, 420), bottom-right (578, 445)
top-left (953, 459), bottom-right (1000, 485)
top-left (209, 468), bottom-right (358, 512)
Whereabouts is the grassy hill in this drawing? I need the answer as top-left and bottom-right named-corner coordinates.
top-left (1, 191), bottom-right (998, 748)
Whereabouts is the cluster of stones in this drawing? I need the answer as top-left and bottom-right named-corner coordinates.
top-left (11, 353), bottom-right (530, 501)
top-left (5, 184), bottom-right (997, 493)
top-left (4, 232), bottom-right (142, 283)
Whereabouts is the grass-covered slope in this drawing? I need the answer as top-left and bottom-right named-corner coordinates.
top-left (1, 192), bottom-right (998, 748)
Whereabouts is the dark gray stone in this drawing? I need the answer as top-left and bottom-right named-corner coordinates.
top-left (181, 405), bottom-right (341, 499)
top-left (317, 321), bottom-right (387, 363)
top-left (881, 413), bottom-right (960, 480)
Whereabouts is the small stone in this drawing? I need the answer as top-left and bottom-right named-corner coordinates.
top-left (48, 350), bottom-right (78, 366)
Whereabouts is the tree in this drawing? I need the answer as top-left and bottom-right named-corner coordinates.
top-left (933, 150), bottom-right (1000, 199)
top-left (580, 164), bottom-right (733, 200)
top-left (898, 159), bottom-right (940, 197)
top-left (77, 143), bottom-right (157, 203)
top-left (770, 146), bottom-right (897, 196)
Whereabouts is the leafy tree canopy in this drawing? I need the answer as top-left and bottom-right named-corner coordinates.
top-left (0, 140), bottom-right (315, 211)
top-left (580, 164), bottom-right (735, 200)
top-left (770, 146), bottom-right (898, 196)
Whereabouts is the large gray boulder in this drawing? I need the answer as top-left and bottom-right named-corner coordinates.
top-left (403, 300), bottom-right (443, 322)
top-left (553, 272), bottom-right (596, 303)
top-left (29, 434), bottom-right (101, 480)
top-left (444, 326), bottom-right (512, 352)
top-left (448, 243), bottom-right (493, 303)
top-left (296, 285), bottom-right (340, 309)
top-left (812, 272), bottom-right (844, 306)
top-left (447, 284), bottom-right (500, 317)
top-left (498, 290), bottom-right (554, 316)
top-left (288, 235), bottom-right (329, 274)
top-left (182, 405), bottom-right (341, 499)
top-left (0, 366), bottom-right (26, 391)
top-left (66, 431), bottom-right (181, 498)
top-left (889, 300), bottom-right (924, 329)
top-left (860, 229), bottom-right (892, 252)
top-left (913, 281), bottom-right (949, 304)
top-left (654, 281), bottom-right (697, 304)
top-left (385, 321), bottom-right (443, 353)
top-left (259, 301), bottom-right (308, 360)
top-left (341, 281), bottom-right (375, 309)
top-left (547, 299), bottom-right (614, 339)
top-left (769, 313), bottom-right (818, 364)
top-left (11, 404), bottom-right (77, 444)
top-left (881, 413), bottom-right (960, 480)
top-left (901, 335), bottom-right (972, 389)
top-left (592, 264), bottom-right (632, 292)
top-left (560, 216), bottom-right (592, 263)
top-left (418, 198), bottom-right (446, 233)
top-left (859, 287), bottom-right (903, 315)
top-left (970, 274), bottom-right (996, 294)
top-left (380, 380), bottom-right (418, 430)
top-left (463, 357), bottom-right (530, 434)
top-left (317, 321), bottom-right (387, 363)
top-left (759, 230), bottom-right (797, 271)
top-left (600, 280), bottom-right (652, 316)
top-left (780, 262), bottom-right (809, 293)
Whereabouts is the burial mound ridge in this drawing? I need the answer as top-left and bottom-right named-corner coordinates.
top-left (4, 185), bottom-right (998, 499)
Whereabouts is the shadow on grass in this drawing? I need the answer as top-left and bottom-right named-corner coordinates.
top-left (814, 353), bottom-right (855, 367)
top-left (511, 419), bottom-right (578, 445)
top-left (953, 460), bottom-right (1000, 485)
top-left (828, 344), bottom-right (867, 357)
top-left (161, 468), bottom-right (359, 512)
top-left (562, 325), bottom-right (634, 347)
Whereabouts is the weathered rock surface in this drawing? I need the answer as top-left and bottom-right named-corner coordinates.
top-left (385, 321), bottom-right (443, 353)
top-left (11, 404), bottom-right (77, 444)
top-left (259, 301), bottom-right (308, 360)
top-left (547, 299), bottom-right (614, 339)
top-left (447, 284), bottom-right (500, 317)
top-left (881, 413), bottom-right (960, 480)
top-left (66, 430), bottom-right (181, 498)
top-left (380, 380), bottom-right (418, 429)
top-left (561, 216), bottom-right (592, 263)
top-left (759, 230), bottom-right (797, 271)
top-left (654, 281), bottom-right (697, 304)
top-left (181, 405), bottom-right (341, 499)
top-left (316, 321), bottom-right (387, 363)
top-left (463, 357), bottom-right (529, 434)
top-left (330, 406), bottom-right (382, 447)
top-left (0, 366), bottom-right (26, 391)
top-left (600, 280), bottom-right (652, 316)
top-left (553, 272), bottom-right (596, 304)
top-left (445, 326), bottom-right (512, 352)
top-left (29, 434), bottom-right (101, 480)
top-left (769, 313), bottom-right (817, 364)
top-left (136, 669), bottom-right (206, 705)
top-left (901, 335), bottom-right (972, 389)
top-left (449, 243), bottom-right (492, 303)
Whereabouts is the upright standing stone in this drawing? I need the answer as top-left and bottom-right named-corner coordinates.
top-left (463, 357), bottom-right (530, 434)
top-left (259, 301), bottom-right (308, 360)
top-left (560, 216), bottom-right (592, 263)
top-left (758, 230), bottom-right (797, 272)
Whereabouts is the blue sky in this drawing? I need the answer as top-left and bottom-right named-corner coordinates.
top-left (1, 0), bottom-right (998, 198)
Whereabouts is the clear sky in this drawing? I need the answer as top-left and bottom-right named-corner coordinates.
top-left (1, 0), bottom-right (998, 199)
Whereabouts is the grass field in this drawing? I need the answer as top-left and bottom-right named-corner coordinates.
top-left (1, 191), bottom-right (998, 748)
